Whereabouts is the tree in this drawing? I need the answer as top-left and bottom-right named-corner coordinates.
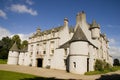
top-left (0, 35), bottom-right (28, 59)
top-left (12, 35), bottom-right (21, 49)
top-left (0, 37), bottom-right (13, 59)
top-left (21, 40), bottom-right (28, 49)
top-left (113, 58), bottom-right (120, 66)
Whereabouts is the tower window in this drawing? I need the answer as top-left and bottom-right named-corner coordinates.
top-left (73, 62), bottom-right (76, 68)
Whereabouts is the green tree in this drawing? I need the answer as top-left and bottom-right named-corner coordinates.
top-left (0, 37), bottom-right (13, 59)
top-left (21, 40), bottom-right (28, 49)
top-left (12, 35), bottom-right (21, 49)
top-left (113, 58), bottom-right (120, 66)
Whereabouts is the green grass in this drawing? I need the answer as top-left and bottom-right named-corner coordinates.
top-left (0, 70), bottom-right (65, 80)
top-left (0, 59), bottom-right (7, 64)
top-left (85, 66), bottom-right (120, 75)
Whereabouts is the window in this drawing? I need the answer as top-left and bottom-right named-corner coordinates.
top-left (73, 62), bottom-right (76, 68)
top-left (31, 45), bottom-right (33, 51)
top-left (43, 51), bottom-right (46, 54)
top-left (43, 42), bottom-right (46, 49)
top-left (36, 44), bottom-right (39, 50)
top-left (50, 41), bottom-right (54, 55)
top-left (37, 51), bottom-right (39, 54)
top-left (51, 50), bottom-right (54, 54)
top-left (30, 52), bottom-right (33, 57)
top-left (64, 49), bottom-right (67, 55)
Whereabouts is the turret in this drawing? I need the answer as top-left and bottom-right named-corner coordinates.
top-left (36, 27), bottom-right (41, 34)
top-left (64, 18), bottom-right (68, 27)
top-left (69, 25), bottom-right (89, 74)
top-left (90, 20), bottom-right (100, 39)
top-left (7, 42), bottom-right (19, 65)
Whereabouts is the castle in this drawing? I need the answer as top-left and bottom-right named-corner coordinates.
top-left (7, 11), bottom-right (113, 74)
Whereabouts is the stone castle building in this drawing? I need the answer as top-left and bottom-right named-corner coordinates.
top-left (7, 11), bottom-right (113, 74)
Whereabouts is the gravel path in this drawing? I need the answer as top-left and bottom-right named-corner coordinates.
top-left (0, 64), bottom-right (120, 80)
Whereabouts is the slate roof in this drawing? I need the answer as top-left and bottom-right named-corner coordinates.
top-left (30, 26), bottom-right (75, 39)
top-left (59, 25), bottom-right (88, 48)
top-left (90, 20), bottom-right (100, 29)
top-left (29, 26), bottom-right (64, 39)
top-left (70, 25), bottom-right (88, 42)
top-left (21, 46), bottom-right (28, 52)
top-left (10, 42), bottom-right (19, 51)
top-left (59, 41), bottom-right (70, 48)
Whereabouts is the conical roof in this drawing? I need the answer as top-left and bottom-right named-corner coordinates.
top-left (90, 20), bottom-right (100, 29)
top-left (10, 42), bottom-right (19, 51)
top-left (70, 25), bottom-right (88, 42)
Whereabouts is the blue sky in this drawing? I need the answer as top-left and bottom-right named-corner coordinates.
top-left (0, 0), bottom-right (120, 59)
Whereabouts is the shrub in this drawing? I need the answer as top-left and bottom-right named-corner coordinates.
top-left (94, 59), bottom-right (112, 71)
top-left (94, 59), bottom-right (104, 71)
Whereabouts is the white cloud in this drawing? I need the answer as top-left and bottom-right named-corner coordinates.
top-left (0, 26), bottom-right (11, 40)
top-left (108, 38), bottom-right (116, 46)
top-left (109, 46), bottom-right (120, 59)
top-left (10, 4), bottom-right (38, 16)
top-left (109, 38), bottom-right (120, 59)
top-left (0, 26), bottom-right (31, 41)
top-left (0, 10), bottom-right (7, 19)
top-left (26, 0), bottom-right (34, 5)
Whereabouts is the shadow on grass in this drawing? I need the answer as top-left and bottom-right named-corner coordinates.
top-left (20, 77), bottom-right (78, 80)
top-left (96, 74), bottom-right (120, 80)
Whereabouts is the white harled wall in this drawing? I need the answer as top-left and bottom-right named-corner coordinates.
top-left (69, 41), bottom-right (89, 74)
top-left (7, 51), bottom-right (19, 65)
top-left (18, 52), bottom-right (25, 65)
top-left (51, 49), bottom-right (66, 70)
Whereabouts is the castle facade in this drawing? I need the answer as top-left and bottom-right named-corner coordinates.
top-left (7, 11), bottom-right (113, 74)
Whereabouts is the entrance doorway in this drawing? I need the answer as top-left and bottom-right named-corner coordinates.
top-left (37, 58), bottom-right (43, 67)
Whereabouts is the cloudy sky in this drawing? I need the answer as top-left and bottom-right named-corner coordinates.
top-left (0, 0), bottom-right (120, 59)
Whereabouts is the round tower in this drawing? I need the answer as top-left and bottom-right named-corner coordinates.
top-left (69, 26), bottom-right (89, 74)
top-left (7, 42), bottom-right (19, 65)
top-left (90, 20), bottom-right (100, 39)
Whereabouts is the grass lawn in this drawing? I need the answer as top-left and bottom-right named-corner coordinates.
top-left (0, 59), bottom-right (7, 64)
top-left (0, 70), bottom-right (61, 80)
top-left (85, 66), bottom-right (120, 75)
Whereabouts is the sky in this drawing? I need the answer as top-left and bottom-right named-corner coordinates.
top-left (0, 0), bottom-right (120, 59)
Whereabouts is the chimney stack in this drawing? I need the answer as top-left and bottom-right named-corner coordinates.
top-left (76, 11), bottom-right (86, 24)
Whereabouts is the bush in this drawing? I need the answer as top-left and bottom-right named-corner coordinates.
top-left (85, 59), bottom-right (117, 75)
top-left (0, 59), bottom-right (7, 64)
top-left (94, 59), bottom-right (104, 71)
top-left (94, 59), bottom-right (112, 71)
